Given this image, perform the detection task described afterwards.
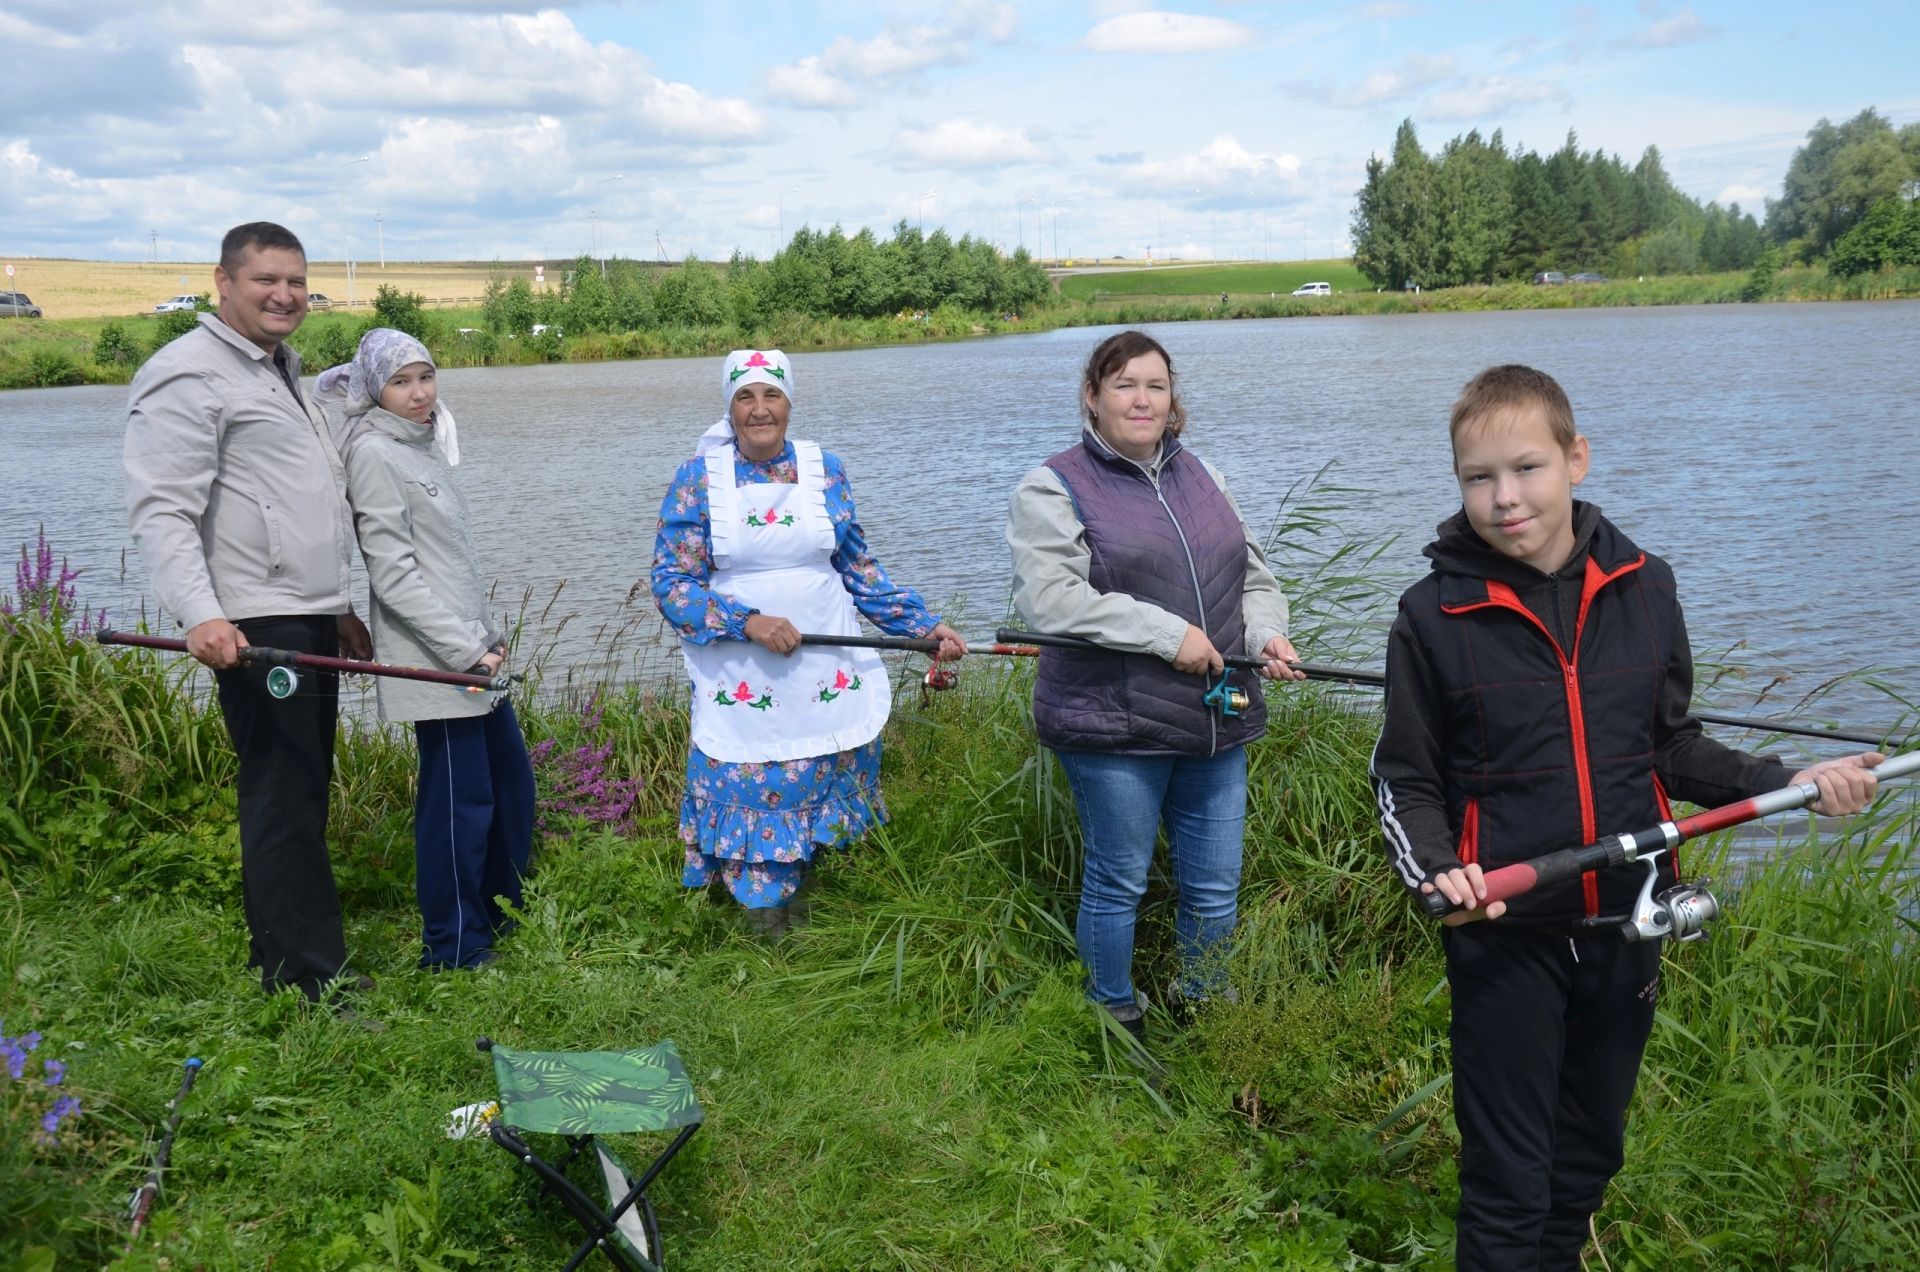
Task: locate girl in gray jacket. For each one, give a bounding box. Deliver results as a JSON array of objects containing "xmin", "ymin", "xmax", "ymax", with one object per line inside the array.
[{"xmin": 320, "ymin": 329, "xmax": 533, "ymax": 971}]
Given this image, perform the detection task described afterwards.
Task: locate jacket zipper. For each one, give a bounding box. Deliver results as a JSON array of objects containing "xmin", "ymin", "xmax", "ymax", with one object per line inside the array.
[
  {"xmin": 1442, "ymin": 554, "xmax": 1647, "ymax": 915},
  {"xmin": 1115, "ymin": 444, "xmax": 1218, "ymax": 757}
]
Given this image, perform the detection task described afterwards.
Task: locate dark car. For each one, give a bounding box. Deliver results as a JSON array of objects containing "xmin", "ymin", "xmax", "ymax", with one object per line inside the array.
[
  {"xmin": 1530, "ymin": 271, "xmax": 1567, "ymax": 286},
  {"xmin": 1570, "ymin": 272, "xmax": 1608, "ymax": 284},
  {"xmin": 0, "ymin": 290, "xmax": 44, "ymax": 318}
]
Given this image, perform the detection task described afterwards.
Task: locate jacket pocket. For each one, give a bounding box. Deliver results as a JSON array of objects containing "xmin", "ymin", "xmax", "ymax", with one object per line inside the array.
[{"xmin": 257, "ymin": 496, "xmax": 284, "ymax": 576}]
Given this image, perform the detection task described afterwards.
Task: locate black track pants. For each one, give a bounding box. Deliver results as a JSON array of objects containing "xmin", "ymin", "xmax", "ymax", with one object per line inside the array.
[
  {"xmin": 213, "ymin": 614, "xmax": 348, "ymax": 1001},
  {"xmin": 1444, "ymin": 923, "xmax": 1662, "ymax": 1271}
]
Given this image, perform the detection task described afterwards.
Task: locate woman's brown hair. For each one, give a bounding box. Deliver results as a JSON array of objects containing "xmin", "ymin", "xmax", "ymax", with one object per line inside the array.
[{"xmin": 1081, "ymin": 329, "xmax": 1187, "ymax": 438}]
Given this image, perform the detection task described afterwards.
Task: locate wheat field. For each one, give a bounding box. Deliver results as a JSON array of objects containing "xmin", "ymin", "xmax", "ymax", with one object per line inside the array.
[{"xmin": 0, "ymin": 259, "xmax": 526, "ymax": 319}]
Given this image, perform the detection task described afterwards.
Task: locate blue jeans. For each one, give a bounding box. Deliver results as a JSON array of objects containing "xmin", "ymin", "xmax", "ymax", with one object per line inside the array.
[
  {"xmin": 414, "ymin": 702, "xmax": 536, "ymax": 970},
  {"xmin": 1054, "ymin": 746, "xmax": 1248, "ymax": 1010}
]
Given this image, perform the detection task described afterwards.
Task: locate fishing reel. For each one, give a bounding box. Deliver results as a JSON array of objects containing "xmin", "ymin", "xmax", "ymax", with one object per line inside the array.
[
  {"xmin": 1588, "ymin": 848, "xmax": 1721, "ymax": 944},
  {"xmin": 265, "ymin": 665, "xmax": 301, "ymax": 700},
  {"xmin": 1202, "ymin": 669, "xmax": 1251, "ymax": 719},
  {"xmin": 919, "ymin": 660, "xmax": 960, "ymax": 705}
]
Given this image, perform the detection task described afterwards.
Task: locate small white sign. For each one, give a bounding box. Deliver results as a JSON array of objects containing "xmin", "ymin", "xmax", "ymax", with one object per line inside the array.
[
  {"xmin": 534, "ymin": 265, "xmax": 545, "ymax": 280},
  {"xmin": 4, "ymin": 264, "xmax": 13, "ymax": 278}
]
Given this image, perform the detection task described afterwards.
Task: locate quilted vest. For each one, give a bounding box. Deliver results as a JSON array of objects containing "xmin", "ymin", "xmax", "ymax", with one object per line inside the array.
[{"xmin": 1032, "ymin": 435, "xmax": 1266, "ymax": 757}]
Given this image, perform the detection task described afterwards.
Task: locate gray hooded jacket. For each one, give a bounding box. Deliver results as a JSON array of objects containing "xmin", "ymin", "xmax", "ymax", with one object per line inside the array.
[{"xmin": 342, "ymin": 408, "xmax": 503, "ymax": 723}]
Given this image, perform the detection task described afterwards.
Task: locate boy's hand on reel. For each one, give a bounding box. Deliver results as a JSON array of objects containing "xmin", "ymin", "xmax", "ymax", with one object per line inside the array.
[{"xmin": 1423, "ymin": 863, "xmax": 1507, "ymax": 926}]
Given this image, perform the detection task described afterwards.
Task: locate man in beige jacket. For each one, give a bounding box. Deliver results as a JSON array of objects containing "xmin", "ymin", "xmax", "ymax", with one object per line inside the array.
[{"xmin": 124, "ymin": 221, "xmax": 373, "ymax": 1004}]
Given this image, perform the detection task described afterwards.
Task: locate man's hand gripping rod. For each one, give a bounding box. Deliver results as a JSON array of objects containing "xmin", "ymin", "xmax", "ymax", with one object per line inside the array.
[{"xmin": 1420, "ymin": 750, "xmax": 1917, "ymax": 937}]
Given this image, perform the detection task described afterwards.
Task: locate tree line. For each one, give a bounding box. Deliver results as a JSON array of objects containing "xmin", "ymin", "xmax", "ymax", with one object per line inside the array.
[
  {"xmin": 479, "ymin": 221, "xmax": 1053, "ymax": 337},
  {"xmin": 1351, "ymin": 107, "xmax": 1920, "ymax": 290}
]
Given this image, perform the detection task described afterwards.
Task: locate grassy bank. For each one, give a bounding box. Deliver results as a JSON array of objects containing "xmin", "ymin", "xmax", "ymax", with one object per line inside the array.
[
  {"xmin": 7, "ymin": 261, "xmax": 1920, "ymax": 392},
  {"xmin": 4, "ymin": 550, "xmax": 1918, "ymax": 1270}
]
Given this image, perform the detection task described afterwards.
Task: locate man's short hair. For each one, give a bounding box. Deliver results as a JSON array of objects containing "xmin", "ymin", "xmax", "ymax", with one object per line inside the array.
[
  {"xmin": 219, "ymin": 222, "xmax": 306, "ymax": 275},
  {"xmin": 1449, "ymin": 364, "xmax": 1578, "ymax": 452}
]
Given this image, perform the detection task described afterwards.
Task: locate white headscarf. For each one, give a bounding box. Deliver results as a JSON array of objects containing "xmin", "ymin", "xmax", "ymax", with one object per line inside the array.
[
  {"xmin": 694, "ymin": 348, "xmax": 794, "ymax": 457},
  {"xmin": 314, "ymin": 327, "xmax": 461, "ymax": 465}
]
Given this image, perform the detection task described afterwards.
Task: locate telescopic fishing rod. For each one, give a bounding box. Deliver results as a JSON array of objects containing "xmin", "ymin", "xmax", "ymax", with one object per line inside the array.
[
  {"xmin": 1419, "ymin": 749, "xmax": 1919, "ymax": 938},
  {"xmin": 795, "ymin": 631, "xmax": 1898, "ymax": 746},
  {"xmin": 127, "ymin": 1056, "xmax": 203, "ymax": 1243},
  {"xmin": 97, "ymin": 630, "xmax": 516, "ymax": 697}
]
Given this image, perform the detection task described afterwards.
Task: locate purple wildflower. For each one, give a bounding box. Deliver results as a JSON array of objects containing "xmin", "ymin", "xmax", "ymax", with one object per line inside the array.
[
  {"xmin": 2, "ymin": 1027, "xmax": 42, "ymax": 1080},
  {"xmin": 530, "ymin": 692, "xmax": 644, "ymax": 836},
  {"xmin": 44, "ymin": 1058, "xmax": 66, "ymax": 1086},
  {"xmin": 36, "ymin": 1094, "xmax": 81, "ymax": 1145}
]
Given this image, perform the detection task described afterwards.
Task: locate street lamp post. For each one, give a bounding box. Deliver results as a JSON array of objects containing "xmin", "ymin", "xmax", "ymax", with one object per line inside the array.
[
  {"xmin": 593, "ymin": 173, "xmax": 624, "ymax": 277},
  {"xmin": 338, "ymin": 154, "xmax": 370, "ymax": 306},
  {"xmin": 374, "ymin": 214, "xmax": 385, "ymax": 269}
]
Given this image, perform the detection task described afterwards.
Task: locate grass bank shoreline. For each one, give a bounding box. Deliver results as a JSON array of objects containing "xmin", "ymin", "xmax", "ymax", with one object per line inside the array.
[
  {"xmin": 4, "ymin": 577, "xmax": 1918, "ymax": 1267},
  {"xmin": 5, "ymin": 263, "xmax": 1918, "ymax": 392}
]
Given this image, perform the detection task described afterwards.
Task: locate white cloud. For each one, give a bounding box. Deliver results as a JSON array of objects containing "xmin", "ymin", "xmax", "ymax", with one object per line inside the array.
[
  {"xmin": 1618, "ymin": 9, "xmax": 1716, "ymax": 49},
  {"xmin": 1715, "ymin": 183, "xmax": 1766, "ymax": 206},
  {"xmin": 1318, "ymin": 53, "xmax": 1456, "ymax": 108},
  {"xmin": 764, "ymin": 57, "xmax": 859, "ymax": 110},
  {"xmin": 1425, "ymin": 75, "xmax": 1565, "ymax": 121},
  {"xmin": 1123, "ymin": 135, "xmax": 1305, "ymax": 208},
  {"xmin": 1082, "ymin": 11, "xmax": 1257, "ymax": 54},
  {"xmin": 764, "ymin": 2, "xmax": 1018, "ymax": 109},
  {"xmin": 888, "ymin": 120, "xmax": 1043, "ymax": 171}
]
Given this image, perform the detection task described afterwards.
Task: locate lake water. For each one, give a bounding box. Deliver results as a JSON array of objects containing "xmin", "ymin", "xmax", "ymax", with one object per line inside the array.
[{"xmin": 4, "ymin": 300, "xmax": 1916, "ymax": 750}]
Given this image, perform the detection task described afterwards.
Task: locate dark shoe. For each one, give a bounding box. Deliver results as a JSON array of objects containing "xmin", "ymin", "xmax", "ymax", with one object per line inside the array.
[
  {"xmin": 1166, "ymin": 983, "xmax": 1239, "ymax": 1029},
  {"xmin": 743, "ymin": 905, "xmax": 791, "ymax": 942},
  {"xmin": 1105, "ymin": 1002, "xmax": 1147, "ymax": 1045},
  {"xmin": 332, "ymin": 1004, "xmax": 389, "ymax": 1034}
]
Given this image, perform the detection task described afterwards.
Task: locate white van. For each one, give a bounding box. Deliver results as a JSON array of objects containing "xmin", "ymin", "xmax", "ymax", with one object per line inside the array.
[{"xmin": 1291, "ymin": 281, "xmax": 1331, "ymax": 297}]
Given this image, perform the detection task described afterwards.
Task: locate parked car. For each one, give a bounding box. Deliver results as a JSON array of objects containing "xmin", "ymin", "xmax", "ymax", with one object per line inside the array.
[
  {"xmin": 1570, "ymin": 272, "xmax": 1608, "ymax": 284},
  {"xmin": 1531, "ymin": 271, "xmax": 1568, "ymax": 286},
  {"xmin": 0, "ymin": 291, "xmax": 44, "ymax": 318},
  {"xmin": 1291, "ymin": 281, "xmax": 1332, "ymax": 297},
  {"xmin": 308, "ymin": 293, "xmax": 331, "ymax": 309},
  {"xmin": 154, "ymin": 295, "xmax": 202, "ymax": 313}
]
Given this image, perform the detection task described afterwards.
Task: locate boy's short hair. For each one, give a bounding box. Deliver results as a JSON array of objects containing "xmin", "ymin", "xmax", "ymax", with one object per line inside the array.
[{"xmin": 1449, "ymin": 364, "xmax": 1577, "ymax": 453}]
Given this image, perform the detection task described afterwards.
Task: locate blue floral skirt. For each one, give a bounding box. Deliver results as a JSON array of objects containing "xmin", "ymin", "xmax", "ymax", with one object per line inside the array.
[{"xmin": 679, "ymin": 740, "xmax": 887, "ymax": 909}]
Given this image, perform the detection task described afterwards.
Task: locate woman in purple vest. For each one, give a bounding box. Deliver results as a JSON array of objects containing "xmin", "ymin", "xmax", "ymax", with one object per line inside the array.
[{"xmin": 1007, "ymin": 329, "xmax": 1305, "ymax": 1042}]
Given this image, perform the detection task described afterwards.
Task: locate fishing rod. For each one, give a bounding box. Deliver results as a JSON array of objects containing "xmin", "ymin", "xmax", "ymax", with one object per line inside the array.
[
  {"xmin": 796, "ymin": 632, "xmax": 1898, "ymax": 747},
  {"xmin": 1419, "ymin": 749, "xmax": 1918, "ymax": 938},
  {"xmin": 97, "ymin": 630, "xmax": 515, "ymax": 697},
  {"xmin": 127, "ymin": 1056, "xmax": 203, "ymax": 1243}
]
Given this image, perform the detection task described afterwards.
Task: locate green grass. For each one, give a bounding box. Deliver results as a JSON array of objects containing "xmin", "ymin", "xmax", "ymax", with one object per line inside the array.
[
  {"xmin": 1057, "ymin": 260, "xmax": 1373, "ymax": 302},
  {"xmin": 5, "ymin": 526, "xmax": 1919, "ymax": 1269}
]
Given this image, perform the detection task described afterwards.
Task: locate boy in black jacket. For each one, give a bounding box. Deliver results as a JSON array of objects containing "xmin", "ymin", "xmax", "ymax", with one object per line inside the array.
[{"xmin": 1370, "ymin": 364, "xmax": 1881, "ymax": 1271}]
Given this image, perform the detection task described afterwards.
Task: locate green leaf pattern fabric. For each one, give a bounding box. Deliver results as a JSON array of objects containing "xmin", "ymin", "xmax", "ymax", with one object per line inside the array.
[{"xmin": 491, "ymin": 1041, "xmax": 703, "ymax": 1134}]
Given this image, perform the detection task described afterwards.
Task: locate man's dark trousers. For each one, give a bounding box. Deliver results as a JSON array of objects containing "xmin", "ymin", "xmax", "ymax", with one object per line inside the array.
[
  {"xmin": 214, "ymin": 614, "xmax": 348, "ymax": 1000},
  {"xmin": 1445, "ymin": 923, "xmax": 1662, "ymax": 1271}
]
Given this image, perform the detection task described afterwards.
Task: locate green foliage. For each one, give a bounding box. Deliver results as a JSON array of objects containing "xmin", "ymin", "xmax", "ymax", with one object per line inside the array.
[
  {"xmin": 91, "ymin": 321, "xmax": 141, "ymax": 368},
  {"xmin": 148, "ymin": 307, "xmax": 202, "ymax": 354},
  {"xmin": 1740, "ymin": 248, "xmax": 1781, "ymax": 302},
  {"xmin": 292, "ymin": 317, "xmax": 362, "ymax": 373},
  {"xmin": 563, "ymin": 255, "xmax": 615, "ymax": 333},
  {"xmin": 651, "ymin": 254, "xmax": 730, "ymax": 327},
  {"xmin": 1353, "ymin": 121, "xmax": 1768, "ymax": 285},
  {"xmin": 481, "ymin": 275, "xmax": 537, "ymax": 334},
  {"xmin": 371, "ymin": 285, "xmax": 431, "ymax": 342},
  {"xmin": 1828, "ymin": 194, "xmax": 1920, "ymax": 276},
  {"xmin": 11, "ymin": 349, "xmax": 84, "ymax": 388},
  {"xmin": 528, "ymin": 325, "xmax": 566, "ymax": 362},
  {"xmin": 1769, "ymin": 107, "xmax": 1920, "ymax": 255}
]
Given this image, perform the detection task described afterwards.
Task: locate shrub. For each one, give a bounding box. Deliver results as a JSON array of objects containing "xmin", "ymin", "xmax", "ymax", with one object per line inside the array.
[
  {"xmin": 148, "ymin": 308, "xmax": 202, "ymax": 354},
  {"xmin": 371, "ymin": 284, "xmax": 430, "ymax": 341},
  {"xmin": 22, "ymin": 349, "xmax": 84, "ymax": 387},
  {"xmin": 92, "ymin": 321, "xmax": 142, "ymax": 368}
]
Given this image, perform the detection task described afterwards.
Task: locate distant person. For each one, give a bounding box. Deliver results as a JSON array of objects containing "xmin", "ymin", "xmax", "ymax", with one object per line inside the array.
[
  {"xmin": 1369, "ymin": 363, "xmax": 1883, "ymax": 1270},
  {"xmin": 1005, "ymin": 329, "xmax": 1305, "ymax": 1044},
  {"xmin": 320, "ymin": 329, "xmax": 533, "ymax": 972},
  {"xmin": 123, "ymin": 221, "xmax": 374, "ymax": 1006},
  {"xmin": 650, "ymin": 349, "xmax": 966, "ymax": 940}
]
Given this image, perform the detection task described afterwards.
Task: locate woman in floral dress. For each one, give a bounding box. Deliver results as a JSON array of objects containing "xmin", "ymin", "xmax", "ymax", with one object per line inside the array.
[{"xmin": 651, "ymin": 349, "xmax": 966, "ymax": 936}]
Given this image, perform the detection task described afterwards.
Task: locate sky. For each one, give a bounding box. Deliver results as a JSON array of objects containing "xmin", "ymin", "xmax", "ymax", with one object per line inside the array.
[{"xmin": 3, "ymin": 1, "xmax": 1916, "ymax": 266}]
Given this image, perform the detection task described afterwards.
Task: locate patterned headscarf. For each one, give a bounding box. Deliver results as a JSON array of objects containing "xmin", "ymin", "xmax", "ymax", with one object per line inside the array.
[
  {"xmin": 694, "ymin": 348, "xmax": 795, "ymax": 457},
  {"xmin": 314, "ymin": 327, "xmax": 461, "ymax": 465}
]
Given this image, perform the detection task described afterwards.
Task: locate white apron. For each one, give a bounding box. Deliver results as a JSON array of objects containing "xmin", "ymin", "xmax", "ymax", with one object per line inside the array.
[{"xmin": 683, "ymin": 441, "xmax": 890, "ymax": 764}]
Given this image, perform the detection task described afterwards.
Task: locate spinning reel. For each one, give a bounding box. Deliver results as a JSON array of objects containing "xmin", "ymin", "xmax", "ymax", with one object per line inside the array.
[
  {"xmin": 1202, "ymin": 669, "xmax": 1251, "ymax": 719},
  {"xmin": 1586, "ymin": 848, "xmax": 1721, "ymax": 944}
]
